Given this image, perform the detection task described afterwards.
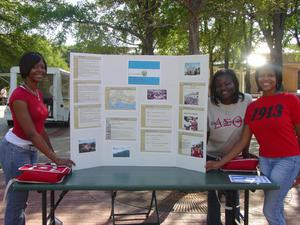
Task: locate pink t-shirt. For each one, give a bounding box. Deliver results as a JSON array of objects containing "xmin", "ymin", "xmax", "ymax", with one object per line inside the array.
[
  {"xmin": 9, "ymin": 86, "xmax": 48, "ymax": 140},
  {"xmin": 245, "ymin": 93, "xmax": 300, "ymax": 157}
]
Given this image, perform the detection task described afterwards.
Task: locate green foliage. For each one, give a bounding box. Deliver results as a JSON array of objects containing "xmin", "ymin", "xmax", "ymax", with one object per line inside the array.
[
  {"xmin": 0, "ymin": 33, "xmax": 68, "ymax": 72},
  {"xmin": 69, "ymin": 40, "xmax": 131, "ymax": 55},
  {"xmin": 0, "ymin": 0, "xmax": 69, "ymax": 72},
  {"xmin": 68, "ymin": 0, "xmax": 178, "ymax": 54},
  {"xmin": 155, "ymin": 1, "xmax": 188, "ymax": 55},
  {"xmin": 0, "ymin": 0, "xmax": 299, "ymax": 73},
  {"xmin": 156, "ymin": 29, "xmax": 189, "ymax": 55},
  {"xmin": 284, "ymin": 1, "xmax": 300, "ymax": 48}
]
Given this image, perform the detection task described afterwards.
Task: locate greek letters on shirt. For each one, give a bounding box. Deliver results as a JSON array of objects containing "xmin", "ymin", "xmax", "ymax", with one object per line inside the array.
[
  {"xmin": 212, "ymin": 116, "xmax": 243, "ymax": 129},
  {"xmin": 250, "ymin": 104, "xmax": 283, "ymax": 121}
]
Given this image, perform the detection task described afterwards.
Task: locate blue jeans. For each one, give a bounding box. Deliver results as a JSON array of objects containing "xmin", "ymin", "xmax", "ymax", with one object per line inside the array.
[
  {"xmin": 0, "ymin": 138, "xmax": 37, "ymax": 225},
  {"xmin": 259, "ymin": 156, "xmax": 300, "ymax": 225}
]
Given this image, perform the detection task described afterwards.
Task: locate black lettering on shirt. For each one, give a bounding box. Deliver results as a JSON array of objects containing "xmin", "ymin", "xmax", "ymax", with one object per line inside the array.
[{"xmin": 250, "ymin": 104, "xmax": 283, "ymax": 121}]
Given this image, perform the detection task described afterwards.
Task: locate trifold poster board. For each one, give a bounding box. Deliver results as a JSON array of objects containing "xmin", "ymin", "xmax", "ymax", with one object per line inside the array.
[{"xmin": 70, "ymin": 53, "xmax": 209, "ymax": 172}]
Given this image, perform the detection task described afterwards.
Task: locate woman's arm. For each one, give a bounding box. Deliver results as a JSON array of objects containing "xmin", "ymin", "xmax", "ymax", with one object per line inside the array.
[
  {"xmin": 41, "ymin": 130, "xmax": 54, "ymax": 152},
  {"xmin": 242, "ymin": 140, "xmax": 251, "ymax": 158},
  {"xmin": 12, "ymin": 100, "xmax": 75, "ymax": 167},
  {"xmin": 295, "ymin": 124, "xmax": 300, "ymax": 146},
  {"xmin": 206, "ymin": 125, "xmax": 252, "ymax": 171},
  {"xmin": 293, "ymin": 124, "xmax": 300, "ymax": 187}
]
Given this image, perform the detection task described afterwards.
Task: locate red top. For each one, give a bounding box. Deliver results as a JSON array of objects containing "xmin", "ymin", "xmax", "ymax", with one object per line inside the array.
[
  {"xmin": 9, "ymin": 86, "xmax": 48, "ymax": 140},
  {"xmin": 245, "ymin": 93, "xmax": 300, "ymax": 157}
]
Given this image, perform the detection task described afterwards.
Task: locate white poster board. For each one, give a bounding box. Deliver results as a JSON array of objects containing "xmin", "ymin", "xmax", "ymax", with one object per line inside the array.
[{"xmin": 70, "ymin": 53, "xmax": 209, "ymax": 172}]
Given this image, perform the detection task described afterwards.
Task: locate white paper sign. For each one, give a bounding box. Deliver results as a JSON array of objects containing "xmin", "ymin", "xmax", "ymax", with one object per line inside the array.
[{"xmin": 70, "ymin": 53, "xmax": 209, "ymax": 172}]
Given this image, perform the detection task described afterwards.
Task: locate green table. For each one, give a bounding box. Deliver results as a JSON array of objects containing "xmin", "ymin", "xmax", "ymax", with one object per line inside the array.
[{"xmin": 12, "ymin": 166, "xmax": 278, "ymax": 225}]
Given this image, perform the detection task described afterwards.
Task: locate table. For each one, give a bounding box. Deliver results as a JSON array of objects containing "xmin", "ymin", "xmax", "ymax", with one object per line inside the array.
[{"xmin": 12, "ymin": 166, "xmax": 278, "ymax": 225}]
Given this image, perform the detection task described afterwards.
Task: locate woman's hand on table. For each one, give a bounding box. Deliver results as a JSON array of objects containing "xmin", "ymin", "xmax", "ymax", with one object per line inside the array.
[
  {"xmin": 206, "ymin": 160, "xmax": 222, "ymax": 171},
  {"xmin": 55, "ymin": 158, "xmax": 76, "ymax": 167}
]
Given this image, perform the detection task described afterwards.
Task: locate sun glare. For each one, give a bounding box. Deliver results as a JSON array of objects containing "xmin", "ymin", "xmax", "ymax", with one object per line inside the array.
[{"xmin": 247, "ymin": 54, "xmax": 266, "ymax": 67}]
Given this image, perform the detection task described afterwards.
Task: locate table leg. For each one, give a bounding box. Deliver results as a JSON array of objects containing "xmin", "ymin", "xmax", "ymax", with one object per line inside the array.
[
  {"xmin": 109, "ymin": 190, "xmax": 160, "ymax": 224},
  {"xmin": 45, "ymin": 190, "xmax": 69, "ymax": 225},
  {"xmin": 110, "ymin": 191, "xmax": 117, "ymax": 225},
  {"xmin": 50, "ymin": 191, "xmax": 55, "ymax": 224},
  {"xmin": 152, "ymin": 191, "xmax": 160, "ymax": 224},
  {"xmin": 42, "ymin": 191, "xmax": 47, "ymax": 225},
  {"xmin": 244, "ymin": 190, "xmax": 249, "ymax": 225}
]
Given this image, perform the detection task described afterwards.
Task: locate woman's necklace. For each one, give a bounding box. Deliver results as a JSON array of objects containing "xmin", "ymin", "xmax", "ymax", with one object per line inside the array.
[{"xmin": 21, "ymin": 83, "xmax": 41, "ymax": 101}]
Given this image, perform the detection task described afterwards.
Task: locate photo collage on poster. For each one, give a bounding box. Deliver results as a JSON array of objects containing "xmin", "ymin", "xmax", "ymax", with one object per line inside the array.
[{"xmin": 178, "ymin": 63, "xmax": 206, "ymax": 159}]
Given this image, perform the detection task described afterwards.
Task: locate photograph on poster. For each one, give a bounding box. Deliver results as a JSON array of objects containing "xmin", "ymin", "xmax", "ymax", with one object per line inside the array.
[
  {"xmin": 141, "ymin": 105, "xmax": 172, "ymax": 128},
  {"xmin": 74, "ymin": 81, "xmax": 101, "ymax": 104},
  {"xmin": 184, "ymin": 89, "xmax": 199, "ymax": 105},
  {"xmin": 183, "ymin": 115, "xmax": 198, "ymax": 131},
  {"xmin": 105, "ymin": 87, "xmax": 136, "ymax": 110},
  {"xmin": 183, "ymin": 86, "xmax": 200, "ymax": 105},
  {"xmin": 79, "ymin": 139, "xmax": 96, "ymax": 153},
  {"xmin": 141, "ymin": 129, "xmax": 172, "ymax": 152},
  {"xmin": 184, "ymin": 62, "xmax": 200, "ymax": 76},
  {"xmin": 179, "ymin": 133, "xmax": 204, "ymax": 158},
  {"xmin": 106, "ymin": 117, "xmax": 137, "ymax": 140},
  {"xmin": 147, "ymin": 89, "xmax": 167, "ymax": 100},
  {"xmin": 179, "ymin": 107, "xmax": 205, "ymax": 132},
  {"xmin": 112, "ymin": 146, "xmax": 130, "ymax": 158},
  {"xmin": 179, "ymin": 82, "xmax": 206, "ymax": 107},
  {"xmin": 191, "ymin": 142, "xmax": 204, "ymax": 158},
  {"xmin": 75, "ymin": 56, "xmax": 102, "ymax": 80},
  {"xmin": 75, "ymin": 105, "xmax": 101, "ymax": 128},
  {"xmin": 128, "ymin": 60, "xmax": 161, "ymax": 85}
]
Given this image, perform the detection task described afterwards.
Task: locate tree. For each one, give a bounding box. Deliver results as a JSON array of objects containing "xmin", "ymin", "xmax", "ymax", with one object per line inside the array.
[
  {"xmin": 65, "ymin": 0, "xmax": 176, "ymax": 55},
  {"xmin": 250, "ymin": 0, "xmax": 298, "ymax": 67},
  {"xmin": 180, "ymin": 0, "xmax": 204, "ymax": 55},
  {"xmin": 285, "ymin": 0, "xmax": 300, "ymax": 48},
  {"xmin": 0, "ymin": 0, "xmax": 69, "ymax": 71},
  {"xmin": 243, "ymin": 14, "xmax": 255, "ymax": 93},
  {"xmin": 240, "ymin": 2, "xmax": 260, "ymax": 93},
  {"xmin": 0, "ymin": 0, "xmax": 36, "ymax": 71}
]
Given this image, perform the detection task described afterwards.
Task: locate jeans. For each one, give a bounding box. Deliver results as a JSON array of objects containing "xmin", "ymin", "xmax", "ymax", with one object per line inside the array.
[
  {"xmin": 207, "ymin": 156, "xmax": 240, "ymax": 225},
  {"xmin": 0, "ymin": 138, "xmax": 37, "ymax": 225},
  {"xmin": 259, "ymin": 155, "xmax": 300, "ymax": 225}
]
